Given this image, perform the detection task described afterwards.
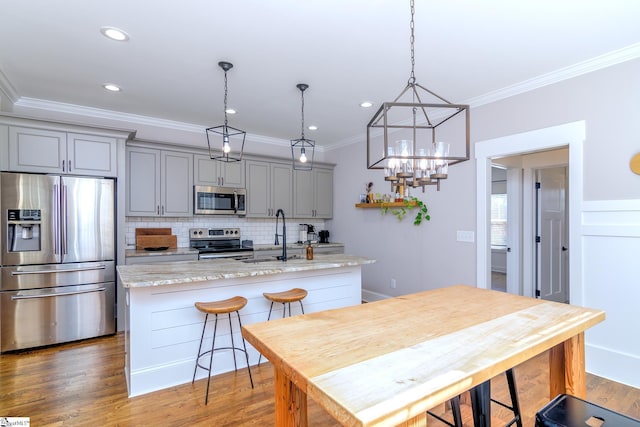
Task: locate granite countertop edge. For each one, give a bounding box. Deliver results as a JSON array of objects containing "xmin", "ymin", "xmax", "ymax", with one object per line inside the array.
[{"xmin": 117, "ymin": 254, "xmax": 374, "ymax": 288}]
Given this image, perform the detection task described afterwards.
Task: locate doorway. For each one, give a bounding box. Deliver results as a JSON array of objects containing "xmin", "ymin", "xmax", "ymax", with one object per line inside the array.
[{"xmin": 475, "ymin": 121, "xmax": 585, "ymax": 300}]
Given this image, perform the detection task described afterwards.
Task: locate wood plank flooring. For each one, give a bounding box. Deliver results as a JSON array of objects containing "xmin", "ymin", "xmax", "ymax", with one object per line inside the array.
[{"xmin": 1, "ymin": 332, "xmax": 638, "ymax": 426}]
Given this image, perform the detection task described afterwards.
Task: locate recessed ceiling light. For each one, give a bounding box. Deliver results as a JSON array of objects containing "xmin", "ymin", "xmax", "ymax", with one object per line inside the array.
[
  {"xmin": 225, "ymin": 108, "xmax": 237, "ymax": 114},
  {"xmin": 100, "ymin": 26, "xmax": 129, "ymax": 42},
  {"xmin": 360, "ymin": 101, "xmax": 373, "ymax": 108},
  {"xmin": 103, "ymin": 84, "xmax": 121, "ymax": 92},
  {"xmin": 308, "ymin": 125, "xmax": 318, "ymax": 131}
]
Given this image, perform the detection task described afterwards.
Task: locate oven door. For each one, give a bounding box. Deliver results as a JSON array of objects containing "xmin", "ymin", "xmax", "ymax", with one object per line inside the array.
[{"xmin": 194, "ymin": 186, "xmax": 246, "ymax": 215}]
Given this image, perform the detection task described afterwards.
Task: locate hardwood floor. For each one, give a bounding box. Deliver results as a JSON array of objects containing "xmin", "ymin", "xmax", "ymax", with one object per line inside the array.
[{"xmin": 1, "ymin": 333, "xmax": 638, "ymax": 426}]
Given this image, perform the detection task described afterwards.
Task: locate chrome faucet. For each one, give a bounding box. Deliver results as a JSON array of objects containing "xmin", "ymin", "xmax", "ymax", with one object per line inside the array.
[{"xmin": 274, "ymin": 209, "xmax": 287, "ymax": 261}]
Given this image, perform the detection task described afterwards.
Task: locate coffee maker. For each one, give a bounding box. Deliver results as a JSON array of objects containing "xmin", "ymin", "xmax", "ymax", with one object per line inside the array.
[{"xmin": 318, "ymin": 230, "xmax": 330, "ymax": 243}]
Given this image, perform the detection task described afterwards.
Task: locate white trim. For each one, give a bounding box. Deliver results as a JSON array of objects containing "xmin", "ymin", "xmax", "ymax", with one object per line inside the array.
[
  {"xmin": 361, "ymin": 288, "xmax": 392, "ymax": 303},
  {"xmin": 475, "ymin": 121, "xmax": 585, "ymax": 303},
  {"xmin": 0, "ymin": 68, "xmax": 18, "ymax": 105}
]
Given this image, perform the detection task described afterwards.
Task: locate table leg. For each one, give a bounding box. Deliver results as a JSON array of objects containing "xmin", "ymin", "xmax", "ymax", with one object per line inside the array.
[
  {"xmin": 397, "ymin": 412, "xmax": 426, "ymax": 426},
  {"xmin": 274, "ymin": 366, "xmax": 308, "ymax": 427},
  {"xmin": 470, "ymin": 380, "xmax": 491, "ymax": 427},
  {"xmin": 549, "ymin": 332, "xmax": 586, "ymax": 399}
]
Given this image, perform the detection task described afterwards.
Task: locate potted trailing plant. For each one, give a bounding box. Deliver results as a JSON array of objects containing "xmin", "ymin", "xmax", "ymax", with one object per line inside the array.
[{"xmin": 381, "ymin": 196, "xmax": 430, "ymax": 225}]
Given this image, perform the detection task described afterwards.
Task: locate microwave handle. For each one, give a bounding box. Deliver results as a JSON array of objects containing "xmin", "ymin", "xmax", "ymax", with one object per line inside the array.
[{"xmin": 233, "ymin": 191, "xmax": 238, "ymax": 214}]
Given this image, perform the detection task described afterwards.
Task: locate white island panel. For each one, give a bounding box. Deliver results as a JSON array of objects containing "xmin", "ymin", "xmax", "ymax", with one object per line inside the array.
[{"xmin": 123, "ymin": 262, "xmax": 366, "ymax": 397}]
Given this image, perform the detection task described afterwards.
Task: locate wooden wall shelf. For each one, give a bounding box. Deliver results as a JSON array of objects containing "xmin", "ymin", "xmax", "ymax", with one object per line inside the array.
[{"xmin": 355, "ymin": 201, "xmax": 417, "ymax": 209}]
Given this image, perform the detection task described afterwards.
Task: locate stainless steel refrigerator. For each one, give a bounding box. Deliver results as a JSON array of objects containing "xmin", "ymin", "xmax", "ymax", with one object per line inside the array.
[{"xmin": 0, "ymin": 172, "xmax": 116, "ymax": 352}]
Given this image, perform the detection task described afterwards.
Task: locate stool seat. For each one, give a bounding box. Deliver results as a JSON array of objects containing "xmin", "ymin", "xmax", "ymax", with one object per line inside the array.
[
  {"xmin": 263, "ymin": 288, "xmax": 307, "ymax": 303},
  {"xmin": 195, "ymin": 296, "xmax": 247, "ymax": 314}
]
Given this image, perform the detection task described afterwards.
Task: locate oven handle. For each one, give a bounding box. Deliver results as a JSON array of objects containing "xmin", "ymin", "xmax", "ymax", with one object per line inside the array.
[
  {"xmin": 199, "ymin": 253, "xmax": 253, "ymax": 260},
  {"xmin": 11, "ymin": 287, "xmax": 106, "ymax": 300},
  {"xmin": 11, "ymin": 264, "xmax": 107, "ymax": 275}
]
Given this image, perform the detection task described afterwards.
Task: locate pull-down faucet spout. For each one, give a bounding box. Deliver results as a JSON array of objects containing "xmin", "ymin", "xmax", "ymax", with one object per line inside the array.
[{"xmin": 275, "ymin": 209, "xmax": 287, "ymax": 261}]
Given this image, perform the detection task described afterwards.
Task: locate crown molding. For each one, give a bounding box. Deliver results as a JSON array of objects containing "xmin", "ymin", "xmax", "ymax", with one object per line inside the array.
[
  {"xmin": 465, "ymin": 42, "xmax": 640, "ymax": 109},
  {"xmin": 8, "ymin": 43, "xmax": 640, "ymax": 153},
  {"xmin": 0, "ymin": 68, "xmax": 18, "ymax": 106}
]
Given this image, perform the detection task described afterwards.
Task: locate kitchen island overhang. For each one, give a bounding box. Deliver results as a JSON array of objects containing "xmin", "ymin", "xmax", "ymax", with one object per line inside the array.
[{"xmin": 117, "ymin": 254, "xmax": 374, "ymax": 397}]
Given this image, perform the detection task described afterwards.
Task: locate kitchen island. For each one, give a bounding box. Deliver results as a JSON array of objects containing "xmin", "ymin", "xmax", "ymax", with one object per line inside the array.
[{"xmin": 117, "ymin": 254, "xmax": 374, "ymax": 397}]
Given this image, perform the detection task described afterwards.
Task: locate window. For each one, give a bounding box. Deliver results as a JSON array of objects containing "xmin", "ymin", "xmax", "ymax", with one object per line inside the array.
[{"xmin": 491, "ymin": 194, "xmax": 507, "ymax": 247}]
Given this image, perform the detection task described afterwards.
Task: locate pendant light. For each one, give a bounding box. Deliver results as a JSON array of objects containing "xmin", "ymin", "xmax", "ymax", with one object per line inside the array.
[
  {"xmin": 206, "ymin": 61, "xmax": 246, "ymax": 162},
  {"xmin": 291, "ymin": 83, "xmax": 315, "ymax": 171},
  {"xmin": 366, "ymin": 0, "xmax": 470, "ymax": 193}
]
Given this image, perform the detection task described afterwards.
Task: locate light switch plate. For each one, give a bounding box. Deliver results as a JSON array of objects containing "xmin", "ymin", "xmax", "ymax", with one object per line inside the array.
[{"xmin": 457, "ymin": 230, "xmax": 475, "ymax": 242}]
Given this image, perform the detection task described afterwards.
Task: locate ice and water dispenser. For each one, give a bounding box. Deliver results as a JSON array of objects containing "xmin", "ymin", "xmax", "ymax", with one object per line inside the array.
[{"xmin": 7, "ymin": 209, "xmax": 41, "ymax": 252}]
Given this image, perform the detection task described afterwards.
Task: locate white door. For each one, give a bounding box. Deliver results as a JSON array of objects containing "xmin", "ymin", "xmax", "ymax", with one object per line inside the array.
[
  {"xmin": 506, "ymin": 168, "xmax": 522, "ymax": 295},
  {"xmin": 536, "ymin": 167, "xmax": 569, "ymax": 302}
]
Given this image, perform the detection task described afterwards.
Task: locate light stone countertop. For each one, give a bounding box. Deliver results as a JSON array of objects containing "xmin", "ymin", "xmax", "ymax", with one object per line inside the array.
[
  {"xmin": 117, "ymin": 254, "xmax": 374, "ymax": 288},
  {"xmin": 125, "ymin": 247, "xmax": 199, "ymax": 258}
]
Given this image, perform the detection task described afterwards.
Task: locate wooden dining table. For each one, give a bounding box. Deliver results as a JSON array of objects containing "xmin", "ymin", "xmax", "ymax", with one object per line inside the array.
[{"xmin": 242, "ymin": 285, "xmax": 605, "ymax": 426}]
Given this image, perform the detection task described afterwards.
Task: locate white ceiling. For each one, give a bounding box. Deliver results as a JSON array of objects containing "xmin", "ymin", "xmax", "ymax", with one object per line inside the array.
[{"xmin": 1, "ymin": 0, "xmax": 639, "ymax": 147}]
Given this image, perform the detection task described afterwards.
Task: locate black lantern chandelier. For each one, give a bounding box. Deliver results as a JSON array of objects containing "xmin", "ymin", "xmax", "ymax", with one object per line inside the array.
[
  {"xmin": 206, "ymin": 61, "xmax": 246, "ymax": 162},
  {"xmin": 366, "ymin": 0, "xmax": 470, "ymax": 193},
  {"xmin": 291, "ymin": 83, "xmax": 315, "ymax": 170}
]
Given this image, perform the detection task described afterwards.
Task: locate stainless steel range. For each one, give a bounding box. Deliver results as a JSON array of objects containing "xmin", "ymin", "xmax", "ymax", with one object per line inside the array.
[{"xmin": 189, "ymin": 228, "xmax": 253, "ymax": 260}]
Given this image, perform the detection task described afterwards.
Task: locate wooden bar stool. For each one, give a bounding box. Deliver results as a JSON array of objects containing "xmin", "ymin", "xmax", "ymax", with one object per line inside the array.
[
  {"xmin": 257, "ymin": 288, "xmax": 308, "ymax": 364},
  {"xmin": 192, "ymin": 296, "xmax": 254, "ymax": 404}
]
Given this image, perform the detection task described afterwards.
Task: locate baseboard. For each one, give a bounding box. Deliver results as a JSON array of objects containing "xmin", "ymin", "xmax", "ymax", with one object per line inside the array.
[
  {"xmin": 586, "ymin": 343, "xmax": 640, "ymax": 389},
  {"xmin": 361, "ymin": 288, "xmax": 392, "ymax": 303}
]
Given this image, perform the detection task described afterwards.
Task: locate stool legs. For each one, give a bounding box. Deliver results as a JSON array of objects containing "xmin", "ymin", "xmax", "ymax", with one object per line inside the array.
[
  {"xmin": 193, "ymin": 310, "xmax": 254, "ymax": 405},
  {"xmin": 470, "ymin": 368, "xmax": 522, "ymax": 427}
]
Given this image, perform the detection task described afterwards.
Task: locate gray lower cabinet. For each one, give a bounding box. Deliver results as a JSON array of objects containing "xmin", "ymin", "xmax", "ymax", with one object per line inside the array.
[
  {"xmin": 126, "ymin": 147, "xmax": 193, "ymax": 217},
  {"xmin": 246, "ymin": 160, "xmax": 293, "ymax": 218},
  {"xmin": 7, "ymin": 126, "xmax": 118, "ymax": 176},
  {"xmin": 193, "ymin": 154, "xmax": 245, "ymax": 187},
  {"xmin": 293, "ymin": 168, "xmax": 333, "ymax": 218}
]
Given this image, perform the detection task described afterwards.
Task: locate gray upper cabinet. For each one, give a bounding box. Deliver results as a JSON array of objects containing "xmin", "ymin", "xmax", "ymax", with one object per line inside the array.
[
  {"xmin": 193, "ymin": 154, "xmax": 245, "ymax": 187},
  {"xmin": 126, "ymin": 147, "xmax": 193, "ymax": 217},
  {"xmin": 245, "ymin": 160, "xmax": 292, "ymax": 218},
  {"xmin": 7, "ymin": 127, "xmax": 117, "ymax": 176},
  {"xmin": 293, "ymin": 168, "xmax": 333, "ymax": 218}
]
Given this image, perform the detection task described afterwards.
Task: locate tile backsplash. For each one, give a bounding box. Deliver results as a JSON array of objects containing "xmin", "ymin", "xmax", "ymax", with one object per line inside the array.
[{"xmin": 125, "ymin": 217, "xmax": 327, "ymax": 249}]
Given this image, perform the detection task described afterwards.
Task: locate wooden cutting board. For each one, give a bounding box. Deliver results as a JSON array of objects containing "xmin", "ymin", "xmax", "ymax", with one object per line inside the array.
[
  {"xmin": 135, "ymin": 228, "xmax": 177, "ymax": 250},
  {"xmin": 136, "ymin": 228, "xmax": 172, "ymax": 236}
]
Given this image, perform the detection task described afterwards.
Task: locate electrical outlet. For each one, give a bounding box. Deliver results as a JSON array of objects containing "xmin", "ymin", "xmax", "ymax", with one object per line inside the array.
[{"xmin": 390, "ymin": 278, "xmax": 397, "ymax": 289}]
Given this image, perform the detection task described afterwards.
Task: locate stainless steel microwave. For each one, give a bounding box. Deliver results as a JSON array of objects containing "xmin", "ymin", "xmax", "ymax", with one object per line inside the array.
[{"xmin": 194, "ymin": 186, "xmax": 246, "ymax": 215}]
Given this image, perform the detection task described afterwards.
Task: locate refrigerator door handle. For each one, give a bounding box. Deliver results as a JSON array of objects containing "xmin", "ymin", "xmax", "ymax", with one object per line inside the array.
[
  {"xmin": 10, "ymin": 264, "xmax": 107, "ymax": 275},
  {"xmin": 11, "ymin": 287, "xmax": 106, "ymax": 300},
  {"xmin": 53, "ymin": 183, "xmax": 60, "ymax": 255},
  {"xmin": 61, "ymin": 184, "xmax": 68, "ymax": 255}
]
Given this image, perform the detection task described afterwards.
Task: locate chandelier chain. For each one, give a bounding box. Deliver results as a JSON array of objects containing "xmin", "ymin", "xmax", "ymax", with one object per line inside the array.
[
  {"xmin": 223, "ymin": 70, "xmax": 229, "ymax": 126},
  {"xmin": 300, "ymin": 88, "xmax": 305, "ymax": 139},
  {"xmin": 409, "ymin": 0, "xmax": 416, "ymax": 85}
]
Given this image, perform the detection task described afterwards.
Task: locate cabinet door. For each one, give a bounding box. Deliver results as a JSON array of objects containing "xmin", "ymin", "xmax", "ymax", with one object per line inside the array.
[
  {"xmin": 194, "ymin": 154, "xmax": 245, "ymax": 187},
  {"xmin": 161, "ymin": 151, "xmax": 193, "ymax": 216},
  {"xmin": 126, "ymin": 148, "xmax": 160, "ymax": 216},
  {"xmin": 293, "ymin": 169, "xmax": 314, "ymax": 218},
  {"xmin": 8, "ymin": 127, "xmax": 66, "ymax": 173},
  {"xmin": 126, "ymin": 147, "xmax": 160, "ymax": 216},
  {"xmin": 67, "ymin": 133, "xmax": 117, "ymax": 177},
  {"xmin": 314, "ymin": 168, "xmax": 333, "ymax": 218},
  {"xmin": 246, "ymin": 160, "xmax": 271, "ymax": 217},
  {"xmin": 194, "ymin": 154, "xmax": 221, "ymax": 186},
  {"xmin": 271, "ymin": 163, "xmax": 293, "ymax": 217},
  {"xmin": 221, "ymin": 160, "xmax": 245, "ymax": 187}
]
